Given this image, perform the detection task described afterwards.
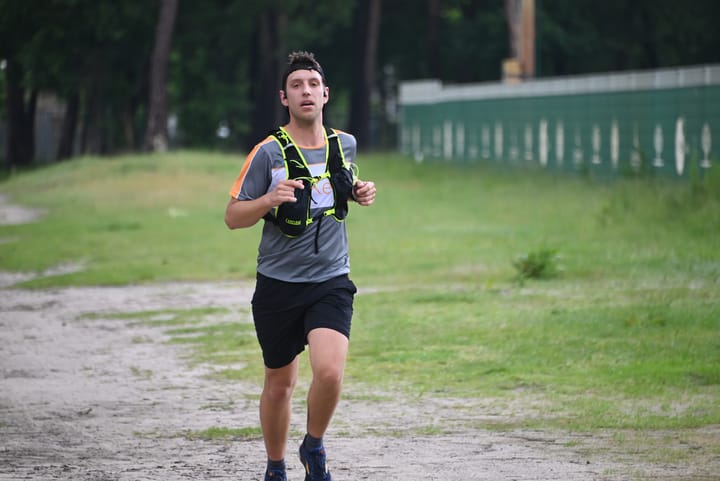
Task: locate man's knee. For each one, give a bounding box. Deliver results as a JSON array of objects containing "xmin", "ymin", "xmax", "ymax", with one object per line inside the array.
[
  {"xmin": 264, "ymin": 379, "xmax": 295, "ymax": 404},
  {"xmin": 312, "ymin": 363, "xmax": 344, "ymax": 388},
  {"xmin": 263, "ymin": 366, "xmax": 298, "ymax": 403}
]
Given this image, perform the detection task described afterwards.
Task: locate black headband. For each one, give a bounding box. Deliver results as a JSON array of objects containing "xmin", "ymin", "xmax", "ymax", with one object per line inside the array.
[{"xmin": 281, "ymin": 64, "xmax": 326, "ymax": 90}]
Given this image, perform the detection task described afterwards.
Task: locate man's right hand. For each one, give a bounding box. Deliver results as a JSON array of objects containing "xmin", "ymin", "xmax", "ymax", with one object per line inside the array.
[{"xmin": 267, "ymin": 179, "xmax": 304, "ymax": 207}]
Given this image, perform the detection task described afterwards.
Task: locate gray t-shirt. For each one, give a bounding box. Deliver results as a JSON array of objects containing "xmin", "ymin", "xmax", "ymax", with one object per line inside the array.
[{"xmin": 229, "ymin": 130, "xmax": 357, "ymax": 283}]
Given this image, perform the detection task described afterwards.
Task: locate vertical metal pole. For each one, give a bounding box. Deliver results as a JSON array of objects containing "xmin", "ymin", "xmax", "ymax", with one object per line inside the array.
[{"xmin": 521, "ymin": 0, "xmax": 535, "ymax": 78}]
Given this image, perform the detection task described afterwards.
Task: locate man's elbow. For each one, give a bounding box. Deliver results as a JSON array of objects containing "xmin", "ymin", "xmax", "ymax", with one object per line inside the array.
[
  {"xmin": 225, "ymin": 214, "xmax": 240, "ymax": 230},
  {"xmin": 225, "ymin": 198, "xmax": 242, "ymax": 229}
]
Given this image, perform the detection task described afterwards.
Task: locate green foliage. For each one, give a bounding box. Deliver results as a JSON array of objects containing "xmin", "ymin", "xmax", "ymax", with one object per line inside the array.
[
  {"xmin": 512, "ymin": 247, "xmax": 560, "ymax": 281},
  {"xmin": 169, "ymin": 0, "xmax": 355, "ymax": 149},
  {"xmin": 5, "ymin": 0, "xmax": 720, "ymax": 159},
  {"xmin": 537, "ymin": 0, "xmax": 720, "ymax": 76}
]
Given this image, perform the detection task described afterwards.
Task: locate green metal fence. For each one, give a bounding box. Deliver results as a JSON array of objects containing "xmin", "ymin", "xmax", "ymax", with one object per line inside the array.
[{"xmin": 398, "ymin": 65, "xmax": 719, "ymax": 178}]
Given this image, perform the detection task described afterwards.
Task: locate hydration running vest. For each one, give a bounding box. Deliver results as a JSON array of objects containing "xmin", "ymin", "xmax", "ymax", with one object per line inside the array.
[{"xmin": 263, "ymin": 126, "xmax": 357, "ymax": 251}]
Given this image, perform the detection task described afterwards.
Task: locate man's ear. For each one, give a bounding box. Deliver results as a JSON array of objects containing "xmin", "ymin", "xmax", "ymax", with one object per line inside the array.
[{"xmin": 279, "ymin": 90, "xmax": 288, "ymax": 105}]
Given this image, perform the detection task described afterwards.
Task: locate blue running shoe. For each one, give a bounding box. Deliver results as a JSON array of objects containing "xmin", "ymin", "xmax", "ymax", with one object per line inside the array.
[
  {"xmin": 265, "ymin": 468, "xmax": 287, "ymax": 481},
  {"xmin": 298, "ymin": 442, "xmax": 332, "ymax": 481}
]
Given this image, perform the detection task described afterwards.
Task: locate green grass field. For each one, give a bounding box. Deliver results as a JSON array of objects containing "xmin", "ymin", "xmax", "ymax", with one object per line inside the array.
[{"xmin": 1, "ymin": 151, "xmax": 719, "ymax": 432}]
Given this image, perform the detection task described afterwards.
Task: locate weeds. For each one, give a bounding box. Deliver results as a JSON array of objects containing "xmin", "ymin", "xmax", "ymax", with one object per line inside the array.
[{"xmin": 513, "ymin": 247, "xmax": 561, "ymax": 282}]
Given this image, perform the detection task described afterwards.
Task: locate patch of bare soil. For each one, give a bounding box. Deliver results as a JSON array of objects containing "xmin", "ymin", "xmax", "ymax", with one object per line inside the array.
[{"xmin": 0, "ymin": 194, "xmax": 45, "ymax": 226}]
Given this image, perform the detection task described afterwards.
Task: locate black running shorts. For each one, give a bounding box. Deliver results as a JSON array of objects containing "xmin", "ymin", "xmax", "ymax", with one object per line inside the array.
[{"xmin": 251, "ymin": 273, "xmax": 357, "ymax": 369}]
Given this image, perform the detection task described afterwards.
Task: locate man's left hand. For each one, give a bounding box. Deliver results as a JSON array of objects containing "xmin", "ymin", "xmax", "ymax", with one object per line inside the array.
[{"xmin": 352, "ymin": 180, "xmax": 376, "ymax": 206}]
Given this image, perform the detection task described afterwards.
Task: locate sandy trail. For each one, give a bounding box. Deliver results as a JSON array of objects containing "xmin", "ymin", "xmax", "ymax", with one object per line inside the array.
[{"xmin": 0, "ymin": 280, "xmax": 697, "ymax": 481}]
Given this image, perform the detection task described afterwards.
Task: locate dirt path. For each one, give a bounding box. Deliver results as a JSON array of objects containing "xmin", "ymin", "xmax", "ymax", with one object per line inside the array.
[
  {"xmin": 1, "ymin": 197, "xmax": 717, "ymax": 481},
  {"xmin": 1, "ymin": 279, "xmax": 710, "ymax": 481}
]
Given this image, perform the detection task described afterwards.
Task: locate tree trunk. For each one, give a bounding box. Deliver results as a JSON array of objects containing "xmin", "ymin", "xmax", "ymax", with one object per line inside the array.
[
  {"xmin": 427, "ymin": 0, "xmax": 441, "ymax": 78},
  {"xmin": 348, "ymin": 0, "xmax": 382, "ymax": 150},
  {"xmin": 122, "ymin": 104, "xmax": 137, "ymax": 151},
  {"xmin": 57, "ymin": 92, "xmax": 79, "ymax": 161},
  {"xmin": 247, "ymin": 10, "xmax": 286, "ymax": 149},
  {"xmin": 82, "ymin": 91, "xmax": 105, "ymax": 155},
  {"xmin": 4, "ymin": 57, "xmax": 35, "ymax": 168},
  {"xmin": 144, "ymin": 0, "xmax": 178, "ymax": 152}
]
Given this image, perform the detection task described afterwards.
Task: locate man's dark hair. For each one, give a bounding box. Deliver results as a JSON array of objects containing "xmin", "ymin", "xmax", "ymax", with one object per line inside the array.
[{"xmin": 280, "ymin": 51, "xmax": 326, "ymax": 91}]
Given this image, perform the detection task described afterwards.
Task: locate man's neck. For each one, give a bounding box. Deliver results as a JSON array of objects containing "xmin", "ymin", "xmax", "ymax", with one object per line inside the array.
[{"xmin": 283, "ymin": 119, "xmax": 325, "ymax": 147}]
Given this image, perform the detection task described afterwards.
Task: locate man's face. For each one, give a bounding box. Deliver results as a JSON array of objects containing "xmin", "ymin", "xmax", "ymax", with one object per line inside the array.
[{"xmin": 281, "ymin": 69, "xmax": 328, "ymax": 122}]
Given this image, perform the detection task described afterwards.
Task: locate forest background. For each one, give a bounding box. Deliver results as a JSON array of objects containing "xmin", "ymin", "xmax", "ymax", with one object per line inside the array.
[{"xmin": 1, "ymin": 0, "xmax": 720, "ymax": 169}]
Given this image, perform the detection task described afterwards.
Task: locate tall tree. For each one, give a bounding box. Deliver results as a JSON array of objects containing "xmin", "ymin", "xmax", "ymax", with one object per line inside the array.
[
  {"xmin": 2, "ymin": 1, "xmax": 155, "ymax": 164},
  {"xmin": 5, "ymin": 0, "xmax": 718, "ymax": 163},
  {"xmin": 145, "ymin": 0, "xmax": 179, "ymax": 152},
  {"xmin": 4, "ymin": 58, "xmax": 36, "ymax": 168},
  {"xmin": 536, "ymin": 0, "xmax": 720, "ymax": 77},
  {"xmin": 348, "ymin": 0, "xmax": 382, "ymax": 150},
  {"xmin": 244, "ymin": 0, "xmax": 353, "ymax": 147},
  {"xmin": 0, "ymin": 1, "xmax": 36, "ymax": 168},
  {"xmin": 247, "ymin": 9, "xmax": 287, "ymax": 148},
  {"xmin": 56, "ymin": 92, "xmax": 79, "ymax": 161},
  {"xmin": 426, "ymin": 0, "xmax": 441, "ymax": 79},
  {"xmin": 170, "ymin": 1, "xmax": 255, "ymax": 149}
]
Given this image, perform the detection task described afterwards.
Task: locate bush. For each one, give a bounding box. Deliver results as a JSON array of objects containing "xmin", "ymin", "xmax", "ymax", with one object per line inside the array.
[{"xmin": 513, "ymin": 247, "xmax": 561, "ymax": 282}]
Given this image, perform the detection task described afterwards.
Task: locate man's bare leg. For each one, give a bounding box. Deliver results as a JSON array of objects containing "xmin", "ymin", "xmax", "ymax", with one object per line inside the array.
[
  {"xmin": 305, "ymin": 328, "xmax": 349, "ymax": 438},
  {"xmin": 260, "ymin": 357, "xmax": 299, "ymax": 461}
]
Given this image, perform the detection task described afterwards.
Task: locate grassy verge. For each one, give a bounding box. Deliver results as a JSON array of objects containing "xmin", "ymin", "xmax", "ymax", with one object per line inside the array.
[{"xmin": 1, "ymin": 150, "xmax": 719, "ymax": 431}]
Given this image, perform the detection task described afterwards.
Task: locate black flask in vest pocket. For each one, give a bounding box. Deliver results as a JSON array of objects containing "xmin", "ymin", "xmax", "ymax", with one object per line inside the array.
[
  {"xmin": 329, "ymin": 167, "xmax": 354, "ymax": 220},
  {"xmin": 275, "ymin": 178, "xmax": 313, "ymax": 237}
]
